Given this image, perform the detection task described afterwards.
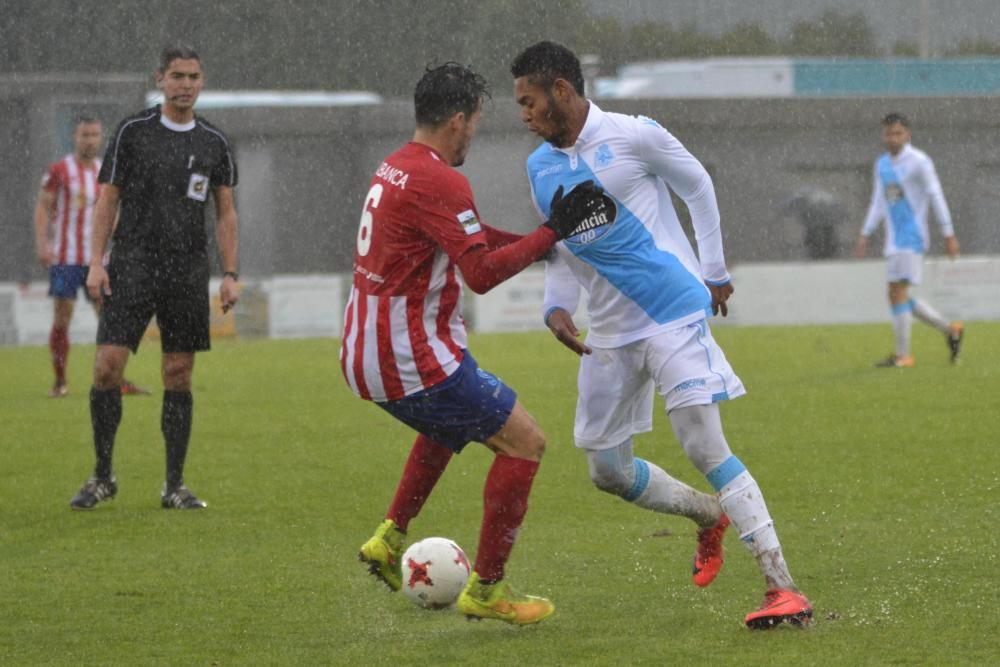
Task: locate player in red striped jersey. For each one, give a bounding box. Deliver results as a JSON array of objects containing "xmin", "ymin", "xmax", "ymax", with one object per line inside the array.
[
  {"xmin": 349, "ymin": 63, "xmax": 600, "ymax": 625},
  {"xmin": 33, "ymin": 116, "xmax": 148, "ymax": 398}
]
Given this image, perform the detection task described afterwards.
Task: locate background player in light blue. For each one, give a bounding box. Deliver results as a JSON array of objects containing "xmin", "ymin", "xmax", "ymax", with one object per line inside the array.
[
  {"xmin": 855, "ymin": 112, "xmax": 963, "ymax": 368},
  {"xmin": 511, "ymin": 41, "xmax": 811, "ymax": 629}
]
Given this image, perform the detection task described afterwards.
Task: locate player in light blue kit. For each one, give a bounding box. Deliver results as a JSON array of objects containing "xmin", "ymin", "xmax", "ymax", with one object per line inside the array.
[
  {"xmin": 854, "ymin": 112, "xmax": 963, "ymax": 368},
  {"xmin": 511, "ymin": 41, "xmax": 811, "ymax": 629}
]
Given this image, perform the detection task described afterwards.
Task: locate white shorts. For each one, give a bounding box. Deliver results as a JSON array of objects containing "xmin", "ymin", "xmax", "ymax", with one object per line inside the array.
[
  {"xmin": 886, "ymin": 251, "xmax": 923, "ymax": 285},
  {"xmin": 574, "ymin": 320, "xmax": 746, "ymax": 450}
]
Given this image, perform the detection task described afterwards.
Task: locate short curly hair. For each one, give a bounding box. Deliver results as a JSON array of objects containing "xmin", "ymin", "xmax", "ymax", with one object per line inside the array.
[
  {"xmin": 510, "ymin": 41, "xmax": 584, "ymax": 96},
  {"xmin": 881, "ymin": 112, "xmax": 910, "ymax": 128},
  {"xmin": 414, "ymin": 62, "xmax": 490, "ymax": 128}
]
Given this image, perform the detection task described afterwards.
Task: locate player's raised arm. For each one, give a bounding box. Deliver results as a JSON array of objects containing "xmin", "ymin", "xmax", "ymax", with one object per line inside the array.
[
  {"xmin": 452, "ymin": 184, "xmax": 605, "ymax": 294},
  {"xmin": 455, "ymin": 226, "xmax": 555, "ymax": 294},
  {"xmin": 478, "ymin": 223, "xmax": 524, "ymax": 249}
]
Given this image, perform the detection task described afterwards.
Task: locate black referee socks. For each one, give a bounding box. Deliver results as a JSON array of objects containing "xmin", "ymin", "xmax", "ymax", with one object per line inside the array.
[
  {"xmin": 162, "ymin": 390, "xmax": 194, "ymax": 490},
  {"xmin": 90, "ymin": 387, "xmax": 122, "ymax": 480}
]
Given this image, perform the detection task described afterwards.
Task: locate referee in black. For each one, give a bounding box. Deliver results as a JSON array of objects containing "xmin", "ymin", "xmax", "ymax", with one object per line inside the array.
[{"xmin": 70, "ymin": 45, "xmax": 239, "ymax": 510}]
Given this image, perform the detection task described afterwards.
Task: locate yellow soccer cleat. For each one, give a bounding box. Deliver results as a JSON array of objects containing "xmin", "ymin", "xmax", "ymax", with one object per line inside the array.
[
  {"xmin": 456, "ymin": 571, "xmax": 555, "ymax": 625},
  {"xmin": 358, "ymin": 519, "xmax": 406, "ymax": 591}
]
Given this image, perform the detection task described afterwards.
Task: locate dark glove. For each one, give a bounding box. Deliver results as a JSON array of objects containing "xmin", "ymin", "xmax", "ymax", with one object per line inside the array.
[{"xmin": 544, "ymin": 180, "xmax": 607, "ymax": 240}]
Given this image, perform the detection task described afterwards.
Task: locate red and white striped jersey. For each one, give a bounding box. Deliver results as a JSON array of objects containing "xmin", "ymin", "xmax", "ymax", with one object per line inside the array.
[
  {"xmin": 40, "ymin": 154, "xmax": 101, "ymax": 266},
  {"xmin": 340, "ymin": 142, "xmax": 489, "ymax": 402}
]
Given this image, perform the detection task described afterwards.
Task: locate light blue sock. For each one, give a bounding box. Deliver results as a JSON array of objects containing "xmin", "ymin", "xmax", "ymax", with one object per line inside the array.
[{"xmin": 891, "ymin": 300, "xmax": 914, "ymax": 358}]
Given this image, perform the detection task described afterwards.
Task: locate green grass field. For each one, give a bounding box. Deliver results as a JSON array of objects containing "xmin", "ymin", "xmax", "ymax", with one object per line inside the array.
[{"xmin": 2, "ymin": 323, "xmax": 998, "ymax": 666}]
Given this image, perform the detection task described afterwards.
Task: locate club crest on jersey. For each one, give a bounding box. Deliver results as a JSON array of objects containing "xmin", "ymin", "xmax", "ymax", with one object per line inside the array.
[
  {"xmin": 885, "ymin": 183, "xmax": 903, "ymax": 203},
  {"xmin": 186, "ymin": 173, "xmax": 209, "ymax": 201},
  {"xmin": 457, "ymin": 209, "xmax": 481, "ymax": 235},
  {"xmin": 565, "ymin": 191, "xmax": 617, "ymax": 245},
  {"xmin": 595, "ymin": 143, "xmax": 614, "ymax": 167}
]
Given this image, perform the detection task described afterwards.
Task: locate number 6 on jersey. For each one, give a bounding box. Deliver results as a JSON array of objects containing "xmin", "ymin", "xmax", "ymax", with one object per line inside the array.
[{"xmin": 357, "ymin": 184, "xmax": 383, "ymax": 256}]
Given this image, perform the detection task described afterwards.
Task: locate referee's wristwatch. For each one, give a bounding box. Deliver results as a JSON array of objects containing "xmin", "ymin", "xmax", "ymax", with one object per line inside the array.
[{"xmin": 223, "ymin": 271, "xmax": 239, "ymax": 281}]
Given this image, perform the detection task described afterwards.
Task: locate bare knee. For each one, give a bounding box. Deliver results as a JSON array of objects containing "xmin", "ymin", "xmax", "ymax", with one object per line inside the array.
[
  {"xmin": 161, "ymin": 354, "xmax": 194, "ymax": 391},
  {"xmin": 93, "ymin": 346, "xmax": 127, "ymax": 390},
  {"xmin": 485, "ymin": 402, "xmax": 546, "ymax": 461},
  {"xmin": 511, "ymin": 428, "xmax": 545, "ymax": 462}
]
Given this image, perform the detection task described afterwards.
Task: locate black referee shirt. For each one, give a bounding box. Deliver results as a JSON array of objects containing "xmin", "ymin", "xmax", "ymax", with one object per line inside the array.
[{"xmin": 99, "ymin": 105, "xmax": 238, "ymax": 262}]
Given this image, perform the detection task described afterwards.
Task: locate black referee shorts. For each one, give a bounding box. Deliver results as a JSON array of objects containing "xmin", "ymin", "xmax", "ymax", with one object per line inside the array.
[{"xmin": 97, "ymin": 259, "xmax": 211, "ymax": 353}]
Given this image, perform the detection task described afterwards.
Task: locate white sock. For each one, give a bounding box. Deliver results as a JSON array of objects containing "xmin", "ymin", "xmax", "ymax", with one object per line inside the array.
[
  {"xmin": 911, "ymin": 298, "xmax": 951, "ymax": 334},
  {"xmin": 711, "ymin": 461, "xmax": 795, "ymax": 590},
  {"xmin": 632, "ymin": 459, "xmax": 722, "ymax": 528},
  {"xmin": 891, "ymin": 303, "xmax": 913, "ymax": 357},
  {"xmin": 587, "ymin": 444, "xmax": 721, "ymax": 527}
]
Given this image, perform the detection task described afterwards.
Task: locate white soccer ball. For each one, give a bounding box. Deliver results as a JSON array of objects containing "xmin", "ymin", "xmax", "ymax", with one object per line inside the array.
[{"xmin": 401, "ymin": 537, "xmax": 471, "ymax": 609}]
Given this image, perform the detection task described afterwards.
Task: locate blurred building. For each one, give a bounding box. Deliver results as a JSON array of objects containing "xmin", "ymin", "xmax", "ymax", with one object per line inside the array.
[
  {"xmin": 3, "ymin": 63, "xmax": 1000, "ymax": 282},
  {"xmin": 597, "ymin": 57, "xmax": 1000, "ymax": 98},
  {"xmin": 0, "ymin": 73, "xmax": 145, "ymax": 282}
]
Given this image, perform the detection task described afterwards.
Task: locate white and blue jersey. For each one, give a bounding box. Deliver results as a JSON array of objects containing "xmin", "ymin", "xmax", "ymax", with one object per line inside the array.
[
  {"xmin": 528, "ymin": 103, "xmax": 730, "ymax": 349},
  {"xmin": 861, "ymin": 143, "xmax": 954, "ymax": 256}
]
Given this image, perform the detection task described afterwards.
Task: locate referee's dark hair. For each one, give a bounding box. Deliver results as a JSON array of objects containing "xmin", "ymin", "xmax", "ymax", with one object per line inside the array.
[
  {"xmin": 158, "ymin": 44, "xmax": 200, "ymax": 73},
  {"xmin": 881, "ymin": 112, "xmax": 910, "ymax": 128},
  {"xmin": 74, "ymin": 113, "xmax": 100, "ymax": 126},
  {"xmin": 510, "ymin": 41, "xmax": 585, "ymax": 96},
  {"xmin": 414, "ymin": 62, "xmax": 490, "ymax": 128}
]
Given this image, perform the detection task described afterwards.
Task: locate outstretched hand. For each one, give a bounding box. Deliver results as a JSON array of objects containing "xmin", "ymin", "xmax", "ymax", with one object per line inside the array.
[{"xmin": 545, "ymin": 181, "xmax": 607, "ymax": 240}]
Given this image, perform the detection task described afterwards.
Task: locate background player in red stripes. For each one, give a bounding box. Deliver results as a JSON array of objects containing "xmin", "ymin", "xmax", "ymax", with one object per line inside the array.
[
  {"xmin": 33, "ymin": 115, "xmax": 148, "ymax": 398},
  {"xmin": 346, "ymin": 63, "xmax": 599, "ymax": 625}
]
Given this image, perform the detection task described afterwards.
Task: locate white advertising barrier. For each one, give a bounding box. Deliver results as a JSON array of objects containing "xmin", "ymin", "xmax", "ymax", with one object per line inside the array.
[
  {"xmin": 7, "ymin": 281, "xmax": 99, "ymax": 345},
  {"xmin": 470, "ymin": 268, "xmax": 589, "ymax": 333},
  {"xmin": 3, "ymin": 258, "xmax": 995, "ymax": 344},
  {"xmin": 468, "ymin": 256, "xmax": 1000, "ymax": 332},
  {"xmin": 265, "ymin": 274, "xmax": 344, "ymax": 339},
  {"xmin": 719, "ymin": 257, "xmax": 1000, "ymax": 326},
  {"xmin": 0, "ymin": 275, "xmax": 344, "ymax": 345},
  {"xmin": 5, "ymin": 278, "xmax": 238, "ymax": 346}
]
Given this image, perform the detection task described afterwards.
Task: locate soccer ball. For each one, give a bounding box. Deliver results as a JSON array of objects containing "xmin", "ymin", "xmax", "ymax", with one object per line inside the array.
[{"xmin": 400, "ymin": 537, "xmax": 471, "ymax": 610}]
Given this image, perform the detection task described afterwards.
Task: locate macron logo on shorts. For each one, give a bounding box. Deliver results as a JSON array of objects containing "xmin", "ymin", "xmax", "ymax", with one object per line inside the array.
[
  {"xmin": 457, "ymin": 209, "xmax": 481, "ymax": 235},
  {"xmin": 672, "ymin": 378, "xmax": 707, "ymax": 394}
]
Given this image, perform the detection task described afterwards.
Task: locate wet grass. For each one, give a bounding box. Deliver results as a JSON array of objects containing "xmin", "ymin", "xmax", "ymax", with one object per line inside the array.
[{"xmin": 1, "ymin": 322, "xmax": 998, "ymax": 665}]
